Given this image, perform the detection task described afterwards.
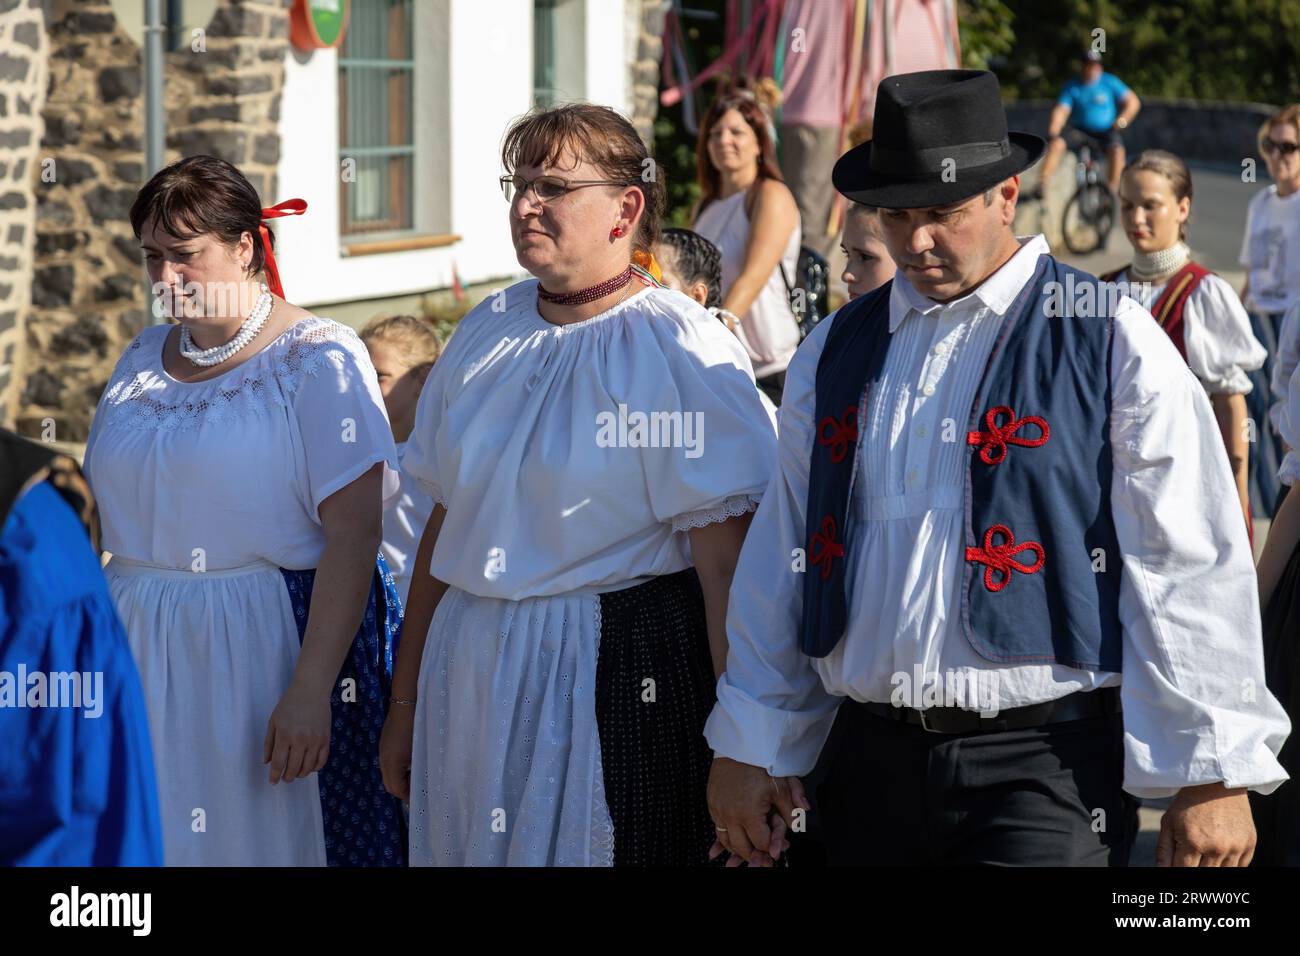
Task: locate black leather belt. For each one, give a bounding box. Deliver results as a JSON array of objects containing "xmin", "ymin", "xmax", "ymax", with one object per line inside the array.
[{"xmin": 852, "ymin": 687, "xmax": 1121, "ymax": 735}]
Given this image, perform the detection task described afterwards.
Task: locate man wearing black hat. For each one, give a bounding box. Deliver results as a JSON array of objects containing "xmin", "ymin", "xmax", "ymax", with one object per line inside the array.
[{"xmin": 703, "ymin": 70, "xmax": 1288, "ymax": 866}]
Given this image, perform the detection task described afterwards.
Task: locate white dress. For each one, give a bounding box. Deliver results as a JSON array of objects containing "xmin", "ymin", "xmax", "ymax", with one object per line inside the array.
[
  {"xmin": 694, "ymin": 190, "xmax": 802, "ymax": 379},
  {"xmin": 402, "ymin": 280, "xmax": 776, "ymax": 865},
  {"xmin": 83, "ymin": 316, "xmax": 399, "ymax": 866},
  {"xmin": 1111, "ymin": 268, "xmax": 1266, "ymax": 394},
  {"xmin": 383, "ymin": 441, "xmax": 436, "ymax": 606}
]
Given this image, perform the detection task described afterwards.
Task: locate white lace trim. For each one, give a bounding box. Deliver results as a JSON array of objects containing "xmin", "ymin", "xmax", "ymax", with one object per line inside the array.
[
  {"xmin": 671, "ymin": 493, "xmax": 761, "ymax": 533},
  {"xmin": 96, "ymin": 317, "xmax": 368, "ymax": 432}
]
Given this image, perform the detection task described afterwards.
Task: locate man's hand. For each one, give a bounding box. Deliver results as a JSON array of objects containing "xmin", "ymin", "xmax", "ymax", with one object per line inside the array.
[
  {"xmin": 706, "ymin": 756, "xmax": 809, "ymax": 867},
  {"xmin": 1157, "ymin": 782, "xmax": 1256, "ymax": 867}
]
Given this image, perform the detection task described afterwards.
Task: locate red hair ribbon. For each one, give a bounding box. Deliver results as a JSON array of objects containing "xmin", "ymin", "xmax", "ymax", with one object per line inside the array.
[
  {"xmin": 258, "ymin": 198, "xmax": 308, "ymax": 300},
  {"xmin": 817, "ymin": 405, "xmax": 859, "ymax": 464},
  {"xmin": 808, "ymin": 516, "xmax": 845, "ymax": 581},
  {"xmin": 966, "ymin": 405, "xmax": 1050, "ymax": 466},
  {"xmin": 965, "ymin": 524, "xmax": 1045, "ymax": 593}
]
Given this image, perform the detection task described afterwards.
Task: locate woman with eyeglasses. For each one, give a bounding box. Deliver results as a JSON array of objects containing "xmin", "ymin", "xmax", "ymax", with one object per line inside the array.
[
  {"xmin": 1240, "ymin": 105, "xmax": 1300, "ymax": 519},
  {"xmin": 692, "ymin": 84, "xmax": 802, "ymax": 407},
  {"xmin": 378, "ymin": 103, "xmax": 777, "ymax": 866}
]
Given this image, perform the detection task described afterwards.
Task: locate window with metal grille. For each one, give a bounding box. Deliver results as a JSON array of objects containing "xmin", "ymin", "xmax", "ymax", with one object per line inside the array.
[
  {"xmin": 339, "ymin": 0, "xmax": 415, "ymax": 237},
  {"xmin": 532, "ymin": 1, "xmax": 586, "ymax": 110},
  {"xmin": 534, "ymin": 0, "xmax": 559, "ymax": 108}
]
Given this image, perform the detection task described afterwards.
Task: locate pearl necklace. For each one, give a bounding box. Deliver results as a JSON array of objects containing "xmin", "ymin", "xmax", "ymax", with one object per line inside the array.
[
  {"xmin": 178, "ymin": 285, "xmax": 273, "ymax": 367},
  {"xmin": 1129, "ymin": 242, "xmax": 1191, "ymax": 282}
]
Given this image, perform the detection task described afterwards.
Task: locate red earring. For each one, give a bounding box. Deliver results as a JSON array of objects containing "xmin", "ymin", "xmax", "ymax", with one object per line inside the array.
[{"xmin": 611, "ymin": 225, "xmax": 624, "ymax": 238}]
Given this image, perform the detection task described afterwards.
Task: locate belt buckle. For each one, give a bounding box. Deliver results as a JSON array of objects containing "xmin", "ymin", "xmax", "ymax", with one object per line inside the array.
[
  {"xmin": 917, "ymin": 706, "xmax": 986, "ymax": 734},
  {"xmin": 917, "ymin": 708, "xmax": 946, "ymax": 734}
]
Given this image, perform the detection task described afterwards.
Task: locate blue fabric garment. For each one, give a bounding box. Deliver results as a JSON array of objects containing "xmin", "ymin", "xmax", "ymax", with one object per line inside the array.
[
  {"xmin": 802, "ymin": 258, "xmax": 1123, "ymax": 670},
  {"xmin": 1246, "ymin": 309, "xmax": 1286, "ymax": 518},
  {"xmin": 279, "ymin": 556, "xmax": 407, "ymax": 866},
  {"xmin": 1058, "ymin": 72, "xmax": 1131, "ymax": 134},
  {"xmin": 0, "ymin": 481, "xmax": 163, "ymax": 866}
]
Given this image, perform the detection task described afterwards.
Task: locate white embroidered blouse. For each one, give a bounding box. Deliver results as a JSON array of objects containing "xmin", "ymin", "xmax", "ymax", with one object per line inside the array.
[
  {"xmin": 402, "ymin": 279, "xmax": 778, "ymax": 601},
  {"xmin": 84, "ymin": 316, "xmax": 400, "ymax": 571}
]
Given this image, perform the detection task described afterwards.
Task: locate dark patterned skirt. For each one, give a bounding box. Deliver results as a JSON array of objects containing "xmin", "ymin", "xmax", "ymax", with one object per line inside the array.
[
  {"xmin": 280, "ymin": 555, "xmax": 408, "ymax": 866},
  {"xmin": 595, "ymin": 568, "xmax": 719, "ymax": 866},
  {"xmin": 1251, "ymin": 538, "xmax": 1300, "ymax": 865}
]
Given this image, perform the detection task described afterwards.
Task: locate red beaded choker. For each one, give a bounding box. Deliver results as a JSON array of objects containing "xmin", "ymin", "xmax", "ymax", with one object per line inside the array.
[{"xmin": 537, "ymin": 267, "xmax": 633, "ymax": 306}]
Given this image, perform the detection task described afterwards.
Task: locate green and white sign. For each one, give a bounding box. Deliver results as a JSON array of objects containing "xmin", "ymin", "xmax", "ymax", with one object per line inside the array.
[
  {"xmin": 291, "ymin": 0, "xmax": 350, "ymax": 49},
  {"xmin": 307, "ymin": 0, "xmax": 347, "ymax": 46}
]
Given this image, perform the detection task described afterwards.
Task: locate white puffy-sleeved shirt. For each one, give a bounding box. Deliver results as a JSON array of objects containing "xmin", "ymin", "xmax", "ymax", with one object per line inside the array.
[
  {"xmin": 84, "ymin": 316, "xmax": 400, "ymax": 571},
  {"xmin": 705, "ymin": 236, "xmax": 1290, "ymax": 799},
  {"xmin": 402, "ymin": 279, "xmax": 777, "ymax": 600},
  {"xmin": 1111, "ymin": 268, "xmax": 1265, "ymax": 395}
]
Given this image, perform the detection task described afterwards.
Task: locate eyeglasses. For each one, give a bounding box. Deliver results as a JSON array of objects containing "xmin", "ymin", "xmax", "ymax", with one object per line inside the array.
[
  {"xmin": 1263, "ymin": 138, "xmax": 1300, "ymax": 156},
  {"xmin": 499, "ymin": 174, "xmax": 630, "ymax": 204}
]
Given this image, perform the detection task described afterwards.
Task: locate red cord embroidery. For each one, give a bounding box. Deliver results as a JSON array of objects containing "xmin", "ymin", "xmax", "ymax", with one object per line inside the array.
[
  {"xmin": 808, "ymin": 516, "xmax": 845, "ymax": 580},
  {"xmin": 817, "ymin": 405, "xmax": 858, "ymax": 464},
  {"xmin": 965, "ymin": 524, "xmax": 1045, "ymax": 592},
  {"xmin": 966, "ymin": 405, "xmax": 1050, "ymax": 465}
]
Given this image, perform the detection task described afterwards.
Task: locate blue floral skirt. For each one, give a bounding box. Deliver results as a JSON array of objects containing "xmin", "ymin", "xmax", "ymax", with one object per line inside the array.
[{"xmin": 280, "ymin": 555, "xmax": 408, "ymax": 866}]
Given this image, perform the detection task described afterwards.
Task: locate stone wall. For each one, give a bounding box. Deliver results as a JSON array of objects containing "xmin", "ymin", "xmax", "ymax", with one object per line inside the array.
[
  {"xmin": 1005, "ymin": 98, "xmax": 1278, "ymax": 171},
  {"xmin": 0, "ymin": 0, "xmax": 48, "ymax": 431},
  {"xmin": 23, "ymin": 0, "xmax": 289, "ymax": 441},
  {"xmin": 628, "ymin": 0, "xmax": 670, "ymax": 146}
]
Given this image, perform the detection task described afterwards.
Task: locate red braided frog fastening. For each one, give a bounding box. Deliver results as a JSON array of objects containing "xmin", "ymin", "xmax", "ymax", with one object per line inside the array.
[
  {"xmin": 965, "ymin": 524, "xmax": 1045, "ymax": 592},
  {"xmin": 966, "ymin": 405, "xmax": 1050, "ymax": 465},
  {"xmin": 808, "ymin": 516, "xmax": 845, "ymax": 581},
  {"xmin": 817, "ymin": 405, "xmax": 858, "ymax": 464}
]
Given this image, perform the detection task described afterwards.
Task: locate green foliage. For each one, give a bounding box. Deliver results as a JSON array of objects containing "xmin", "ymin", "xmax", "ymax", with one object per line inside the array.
[
  {"xmin": 416, "ymin": 293, "xmax": 474, "ymax": 342},
  {"xmin": 979, "ymin": 0, "xmax": 1300, "ymax": 104},
  {"xmin": 655, "ymin": 115, "xmax": 703, "ymax": 228},
  {"xmin": 654, "ymin": 6, "xmax": 725, "ymax": 228},
  {"xmin": 958, "ymin": 0, "xmax": 1016, "ymax": 72}
]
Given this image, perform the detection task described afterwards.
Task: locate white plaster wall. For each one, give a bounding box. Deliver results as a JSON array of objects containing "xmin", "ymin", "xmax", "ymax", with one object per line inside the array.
[{"xmin": 275, "ymin": 0, "xmax": 551, "ymax": 307}]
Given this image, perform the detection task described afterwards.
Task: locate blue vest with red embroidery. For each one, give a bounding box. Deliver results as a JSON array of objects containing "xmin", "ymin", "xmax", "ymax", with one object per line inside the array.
[{"xmin": 799, "ymin": 255, "xmax": 1123, "ymax": 672}]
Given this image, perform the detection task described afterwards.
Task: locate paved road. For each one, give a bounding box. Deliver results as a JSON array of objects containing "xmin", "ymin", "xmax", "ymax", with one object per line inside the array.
[{"xmin": 1036, "ymin": 164, "xmax": 1258, "ymax": 289}]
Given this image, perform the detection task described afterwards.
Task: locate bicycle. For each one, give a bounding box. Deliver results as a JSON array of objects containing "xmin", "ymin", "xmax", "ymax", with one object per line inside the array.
[{"xmin": 1060, "ymin": 141, "xmax": 1116, "ymax": 255}]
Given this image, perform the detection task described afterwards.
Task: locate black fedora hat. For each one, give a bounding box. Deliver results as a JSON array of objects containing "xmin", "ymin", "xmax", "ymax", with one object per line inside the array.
[{"xmin": 832, "ymin": 69, "xmax": 1045, "ymax": 209}]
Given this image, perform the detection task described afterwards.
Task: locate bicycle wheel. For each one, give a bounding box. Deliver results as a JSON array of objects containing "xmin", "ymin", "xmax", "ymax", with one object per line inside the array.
[
  {"xmin": 1091, "ymin": 183, "xmax": 1116, "ymax": 246},
  {"xmin": 1062, "ymin": 183, "xmax": 1113, "ymax": 254}
]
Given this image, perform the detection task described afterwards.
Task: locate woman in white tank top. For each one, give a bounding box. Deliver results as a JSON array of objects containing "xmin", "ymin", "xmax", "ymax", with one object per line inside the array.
[{"xmin": 693, "ymin": 89, "xmax": 802, "ymax": 404}]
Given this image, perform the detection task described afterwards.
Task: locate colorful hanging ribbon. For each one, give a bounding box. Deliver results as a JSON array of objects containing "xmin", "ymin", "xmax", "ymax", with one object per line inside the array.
[{"xmin": 258, "ymin": 198, "xmax": 308, "ymax": 300}]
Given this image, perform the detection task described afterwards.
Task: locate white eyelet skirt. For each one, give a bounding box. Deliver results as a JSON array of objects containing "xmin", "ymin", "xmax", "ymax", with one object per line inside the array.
[
  {"xmin": 105, "ymin": 557, "xmax": 327, "ymax": 867},
  {"xmin": 409, "ymin": 586, "xmax": 614, "ymax": 866}
]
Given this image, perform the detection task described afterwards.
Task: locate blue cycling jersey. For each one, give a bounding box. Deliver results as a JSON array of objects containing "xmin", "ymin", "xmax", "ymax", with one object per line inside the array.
[{"xmin": 1058, "ymin": 72, "xmax": 1131, "ymax": 134}]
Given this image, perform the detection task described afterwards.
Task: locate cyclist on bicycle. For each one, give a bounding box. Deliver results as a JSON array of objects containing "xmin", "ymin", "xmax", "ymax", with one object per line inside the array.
[{"xmin": 1031, "ymin": 50, "xmax": 1142, "ymax": 199}]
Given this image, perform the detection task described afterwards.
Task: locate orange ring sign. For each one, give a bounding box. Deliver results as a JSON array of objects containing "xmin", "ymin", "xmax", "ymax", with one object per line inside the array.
[{"xmin": 290, "ymin": 0, "xmax": 350, "ymax": 50}]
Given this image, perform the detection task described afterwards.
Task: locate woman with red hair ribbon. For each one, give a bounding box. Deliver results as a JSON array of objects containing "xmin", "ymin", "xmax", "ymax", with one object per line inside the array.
[{"xmin": 84, "ymin": 155, "xmax": 406, "ymax": 867}]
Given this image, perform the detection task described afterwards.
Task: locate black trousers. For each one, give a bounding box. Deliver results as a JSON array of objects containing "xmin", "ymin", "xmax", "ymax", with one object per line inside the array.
[
  {"xmin": 1250, "ymin": 535, "xmax": 1300, "ymax": 865},
  {"xmin": 757, "ymin": 370, "xmax": 786, "ymax": 407},
  {"xmin": 810, "ymin": 700, "xmax": 1140, "ymax": 866}
]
